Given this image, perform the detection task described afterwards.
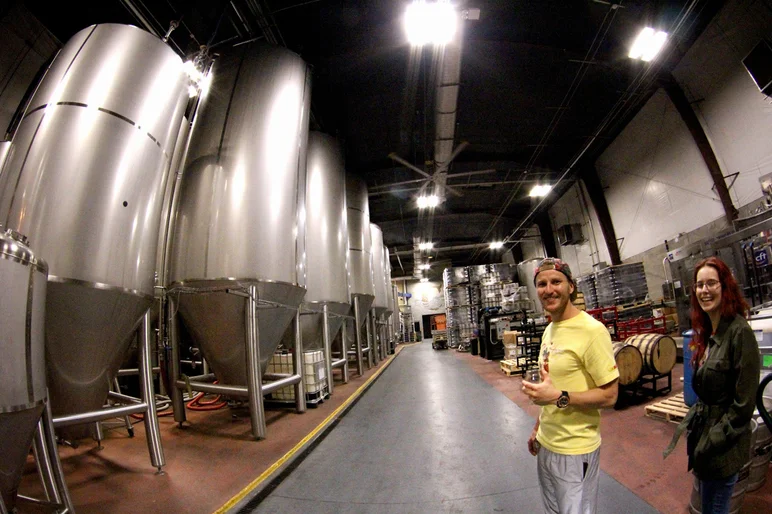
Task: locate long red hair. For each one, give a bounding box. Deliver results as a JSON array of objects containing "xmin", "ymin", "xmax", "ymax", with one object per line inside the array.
[{"xmin": 689, "ymin": 257, "xmax": 749, "ymax": 366}]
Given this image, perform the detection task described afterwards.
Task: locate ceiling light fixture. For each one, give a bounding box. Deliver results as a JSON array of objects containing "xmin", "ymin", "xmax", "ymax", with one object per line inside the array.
[
  {"xmin": 418, "ymin": 242, "xmax": 434, "ymax": 251},
  {"xmin": 404, "ymin": 0, "xmax": 457, "ymax": 46},
  {"xmin": 183, "ymin": 59, "xmax": 212, "ymax": 98},
  {"xmin": 416, "ymin": 194, "xmax": 440, "ymax": 209},
  {"xmin": 628, "ymin": 27, "xmax": 668, "ymax": 62},
  {"xmin": 489, "ymin": 241, "xmax": 504, "ymax": 250},
  {"xmin": 529, "ymin": 184, "xmax": 551, "ymax": 197},
  {"xmin": 420, "ymin": 277, "xmax": 429, "ymax": 283},
  {"xmin": 419, "ymin": 263, "xmax": 431, "ymax": 270}
]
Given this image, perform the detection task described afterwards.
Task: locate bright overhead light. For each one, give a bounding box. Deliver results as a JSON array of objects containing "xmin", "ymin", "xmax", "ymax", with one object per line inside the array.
[
  {"xmin": 529, "ymin": 184, "xmax": 551, "ymax": 197},
  {"xmin": 489, "ymin": 241, "xmax": 504, "ymax": 250},
  {"xmin": 419, "ymin": 263, "xmax": 431, "ymax": 270},
  {"xmin": 628, "ymin": 27, "xmax": 668, "ymax": 62},
  {"xmin": 418, "ymin": 242, "xmax": 434, "ymax": 251},
  {"xmin": 404, "ymin": 1, "xmax": 457, "ymax": 46},
  {"xmin": 183, "ymin": 60, "xmax": 212, "ymax": 98},
  {"xmin": 420, "ymin": 277, "xmax": 429, "ymax": 283},
  {"xmin": 416, "ymin": 194, "xmax": 440, "ymax": 209}
]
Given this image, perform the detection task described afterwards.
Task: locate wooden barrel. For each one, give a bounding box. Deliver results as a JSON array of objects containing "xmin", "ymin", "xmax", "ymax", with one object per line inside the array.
[
  {"xmin": 611, "ymin": 342, "xmax": 643, "ymax": 386},
  {"xmin": 624, "ymin": 333, "xmax": 677, "ymax": 375}
]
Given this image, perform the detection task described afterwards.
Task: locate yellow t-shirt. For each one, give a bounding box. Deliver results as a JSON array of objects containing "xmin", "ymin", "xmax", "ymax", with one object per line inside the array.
[{"xmin": 536, "ymin": 311, "xmax": 619, "ymax": 455}]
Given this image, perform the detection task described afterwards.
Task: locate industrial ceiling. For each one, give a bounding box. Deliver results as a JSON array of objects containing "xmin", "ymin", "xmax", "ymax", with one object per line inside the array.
[{"xmin": 22, "ymin": 0, "xmax": 723, "ymax": 280}]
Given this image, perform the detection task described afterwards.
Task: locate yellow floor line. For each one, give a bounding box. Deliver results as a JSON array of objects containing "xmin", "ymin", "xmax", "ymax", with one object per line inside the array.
[{"xmin": 214, "ymin": 343, "xmax": 416, "ymax": 513}]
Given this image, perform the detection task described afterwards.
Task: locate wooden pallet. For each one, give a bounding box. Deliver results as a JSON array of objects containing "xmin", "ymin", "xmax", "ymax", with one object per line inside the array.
[
  {"xmin": 644, "ymin": 392, "xmax": 689, "ymax": 423},
  {"xmin": 500, "ymin": 359, "xmax": 521, "ymax": 376}
]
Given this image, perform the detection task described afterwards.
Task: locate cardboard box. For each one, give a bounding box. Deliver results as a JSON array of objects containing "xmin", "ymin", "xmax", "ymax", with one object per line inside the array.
[
  {"xmin": 504, "ymin": 344, "xmax": 520, "ymax": 360},
  {"xmin": 502, "ymin": 330, "xmax": 519, "ymax": 346}
]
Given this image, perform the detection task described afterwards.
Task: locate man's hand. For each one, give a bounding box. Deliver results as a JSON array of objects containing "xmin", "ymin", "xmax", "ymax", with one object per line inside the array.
[
  {"xmin": 527, "ymin": 428, "xmax": 540, "ymax": 456},
  {"xmin": 521, "ymin": 361, "xmax": 561, "ymax": 406}
]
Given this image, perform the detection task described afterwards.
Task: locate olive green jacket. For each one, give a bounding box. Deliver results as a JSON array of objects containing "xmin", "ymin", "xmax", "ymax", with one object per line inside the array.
[{"xmin": 687, "ymin": 314, "xmax": 760, "ymax": 480}]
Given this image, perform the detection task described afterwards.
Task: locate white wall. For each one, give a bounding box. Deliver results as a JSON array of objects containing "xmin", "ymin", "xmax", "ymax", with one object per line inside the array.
[
  {"xmin": 596, "ymin": 89, "xmax": 724, "ymax": 260},
  {"xmin": 590, "ymin": 0, "xmax": 772, "ymax": 267},
  {"xmin": 673, "ymin": 0, "xmax": 772, "ymax": 209},
  {"xmin": 404, "ymin": 280, "xmax": 445, "ymax": 329},
  {"xmin": 548, "ymin": 181, "xmax": 611, "ymax": 276}
]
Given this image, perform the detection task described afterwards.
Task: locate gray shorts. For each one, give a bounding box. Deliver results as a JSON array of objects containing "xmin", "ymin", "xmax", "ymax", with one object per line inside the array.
[{"xmin": 536, "ymin": 445, "xmax": 601, "ymax": 514}]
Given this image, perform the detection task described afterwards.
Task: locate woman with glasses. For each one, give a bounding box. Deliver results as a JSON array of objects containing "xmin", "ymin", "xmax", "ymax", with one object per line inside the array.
[{"xmin": 665, "ymin": 256, "xmax": 760, "ymax": 513}]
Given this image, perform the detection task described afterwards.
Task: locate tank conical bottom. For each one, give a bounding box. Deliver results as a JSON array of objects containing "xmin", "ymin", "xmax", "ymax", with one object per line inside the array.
[
  {"xmin": 284, "ymin": 301, "xmax": 351, "ymax": 351},
  {"xmin": 352, "ymin": 294, "xmax": 374, "ymax": 327},
  {"xmin": 175, "ymin": 280, "xmax": 306, "ymax": 386},
  {"xmin": 45, "ymin": 280, "xmax": 153, "ymax": 424},
  {"xmin": 0, "ymin": 404, "xmax": 44, "ymax": 509}
]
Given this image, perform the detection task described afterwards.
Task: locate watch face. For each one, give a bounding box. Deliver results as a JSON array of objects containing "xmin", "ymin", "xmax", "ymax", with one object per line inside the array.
[{"xmin": 557, "ymin": 393, "xmax": 569, "ymax": 408}]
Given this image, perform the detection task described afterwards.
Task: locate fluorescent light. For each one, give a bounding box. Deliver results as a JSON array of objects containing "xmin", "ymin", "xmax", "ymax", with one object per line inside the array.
[
  {"xmin": 629, "ymin": 27, "xmax": 668, "ymax": 62},
  {"xmin": 417, "ymin": 194, "xmax": 440, "ymax": 209},
  {"xmin": 529, "ymin": 184, "xmax": 551, "ymax": 197},
  {"xmin": 418, "ymin": 242, "xmax": 434, "ymax": 251},
  {"xmin": 489, "ymin": 241, "xmax": 504, "ymax": 250},
  {"xmin": 405, "ymin": 1, "xmax": 457, "ymax": 46}
]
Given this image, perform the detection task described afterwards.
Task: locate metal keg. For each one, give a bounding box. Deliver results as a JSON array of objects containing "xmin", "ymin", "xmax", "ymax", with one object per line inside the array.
[{"xmin": 0, "ymin": 229, "xmax": 48, "ymax": 510}]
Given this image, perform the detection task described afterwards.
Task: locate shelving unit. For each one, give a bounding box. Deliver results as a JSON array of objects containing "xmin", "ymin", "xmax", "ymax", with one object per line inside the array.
[{"xmin": 514, "ymin": 319, "xmax": 547, "ymax": 376}]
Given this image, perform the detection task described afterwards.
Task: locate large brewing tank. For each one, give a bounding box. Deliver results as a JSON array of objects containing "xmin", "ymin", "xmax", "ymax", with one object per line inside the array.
[
  {"xmin": 0, "ymin": 24, "xmax": 188, "ymax": 418},
  {"xmin": 292, "ymin": 132, "xmax": 350, "ymax": 350},
  {"xmin": 168, "ymin": 42, "xmax": 311, "ymax": 385},
  {"xmin": 346, "ymin": 176, "xmax": 375, "ymax": 320},
  {"xmin": 384, "ymin": 246, "xmax": 394, "ymax": 316},
  {"xmin": 370, "ymin": 224, "xmax": 389, "ymax": 316},
  {"xmin": 517, "ymin": 258, "xmax": 544, "ymax": 314},
  {"xmin": 0, "ymin": 230, "xmax": 47, "ymax": 510},
  {"xmin": 392, "ymin": 284, "xmax": 400, "ymax": 333}
]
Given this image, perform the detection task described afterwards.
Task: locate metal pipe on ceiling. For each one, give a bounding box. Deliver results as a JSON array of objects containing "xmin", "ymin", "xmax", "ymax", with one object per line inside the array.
[
  {"xmin": 369, "ymin": 179, "xmax": 559, "ymax": 196},
  {"xmin": 120, "ymin": 0, "xmax": 162, "ymax": 37}
]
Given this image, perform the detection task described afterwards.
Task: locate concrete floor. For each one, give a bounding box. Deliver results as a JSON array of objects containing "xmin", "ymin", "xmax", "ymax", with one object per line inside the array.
[{"xmin": 15, "ymin": 340, "xmax": 772, "ymax": 513}]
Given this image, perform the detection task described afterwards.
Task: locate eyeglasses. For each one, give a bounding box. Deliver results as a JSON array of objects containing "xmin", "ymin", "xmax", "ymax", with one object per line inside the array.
[{"xmin": 695, "ymin": 279, "xmax": 721, "ymax": 291}]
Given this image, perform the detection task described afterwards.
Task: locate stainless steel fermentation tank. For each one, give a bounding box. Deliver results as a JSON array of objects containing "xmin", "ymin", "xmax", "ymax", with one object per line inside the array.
[
  {"xmin": 383, "ymin": 246, "xmax": 395, "ymax": 357},
  {"xmin": 0, "ymin": 24, "xmax": 188, "ymax": 464},
  {"xmin": 282, "ymin": 131, "xmax": 351, "ymax": 393},
  {"xmin": 392, "ymin": 284, "xmax": 401, "ymax": 340},
  {"xmin": 167, "ymin": 42, "xmax": 311, "ymax": 439},
  {"xmin": 0, "ymin": 230, "xmax": 73, "ymax": 513},
  {"xmin": 345, "ymin": 176, "xmax": 375, "ymax": 375},
  {"xmin": 370, "ymin": 224, "xmax": 389, "ymax": 362}
]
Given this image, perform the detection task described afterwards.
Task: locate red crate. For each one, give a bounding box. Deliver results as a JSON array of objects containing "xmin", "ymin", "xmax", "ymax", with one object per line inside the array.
[
  {"xmin": 587, "ymin": 306, "xmax": 619, "ymax": 340},
  {"xmin": 617, "ymin": 316, "xmax": 667, "ymax": 340}
]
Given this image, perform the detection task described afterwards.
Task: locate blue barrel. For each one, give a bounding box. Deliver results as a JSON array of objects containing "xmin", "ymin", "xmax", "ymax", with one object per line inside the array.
[{"xmin": 682, "ymin": 330, "xmax": 697, "ymax": 406}]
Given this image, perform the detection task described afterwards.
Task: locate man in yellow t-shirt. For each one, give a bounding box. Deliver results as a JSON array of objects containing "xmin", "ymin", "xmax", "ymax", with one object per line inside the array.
[{"xmin": 522, "ymin": 258, "xmax": 619, "ymax": 514}]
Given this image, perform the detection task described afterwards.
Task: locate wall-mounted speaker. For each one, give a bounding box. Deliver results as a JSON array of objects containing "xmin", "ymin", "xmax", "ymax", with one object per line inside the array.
[{"xmin": 742, "ymin": 39, "xmax": 772, "ymax": 96}]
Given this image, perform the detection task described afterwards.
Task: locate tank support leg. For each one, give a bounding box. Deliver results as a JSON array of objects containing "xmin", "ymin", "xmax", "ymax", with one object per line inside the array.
[
  {"xmin": 354, "ymin": 297, "xmax": 365, "ymax": 376},
  {"xmin": 139, "ymin": 310, "xmax": 165, "ymax": 472},
  {"xmin": 293, "ymin": 308, "xmax": 306, "ymax": 414},
  {"xmin": 340, "ymin": 319, "xmax": 350, "ymax": 384},
  {"xmin": 323, "ymin": 304, "xmax": 334, "ymax": 395},
  {"xmin": 370, "ymin": 310, "xmax": 380, "ymax": 366},
  {"xmin": 245, "ymin": 285, "xmax": 267, "ymax": 439},
  {"xmin": 32, "ymin": 396, "xmax": 74, "ymax": 513},
  {"xmin": 168, "ymin": 294, "xmax": 186, "ymax": 426}
]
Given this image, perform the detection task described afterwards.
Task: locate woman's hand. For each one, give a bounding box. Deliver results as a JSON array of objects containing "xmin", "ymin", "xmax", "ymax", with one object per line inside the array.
[{"xmin": 521, "ymin": 362, "xmax": 561, "ymax": 406}]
